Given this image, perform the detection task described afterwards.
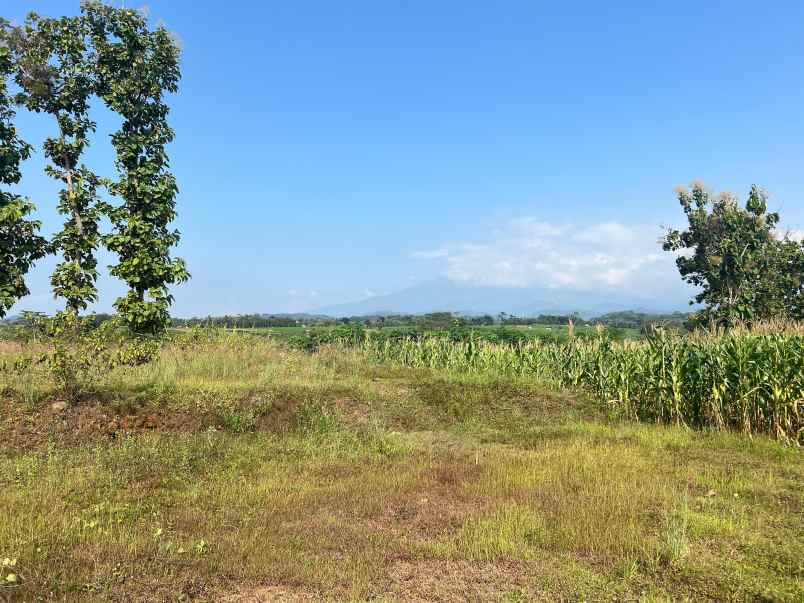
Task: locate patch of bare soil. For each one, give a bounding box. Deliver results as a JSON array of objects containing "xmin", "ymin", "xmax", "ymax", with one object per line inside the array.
[
  {"xmin": 377, "ymin": 558, "xmax": 529, "ymax": 602},
  {"xmin": 312, "ymin": 454, "xmax": 487, "ymax": 542},
  {"xmin": 398, "ymin": 460, "xmax": 486, "ymax": 538},
  {"xmin": 224, "ymin": 559, "xmax": 529, "ymax": 603},
  {"xmin": 0, "ymin": 395, "xmax": 306, "ymax": 452},
  {"xmin": 255, "ymin": 396, "xmax": 303, "ymax": 433},
  {"xmin": 223, "ymin": 585, "xmax": 321, "ymax": 602},
  {"xmin": 333, "ymin": 396, "xmax": 371, "ymax": 425},
  {"xmin": 0, "ymin": 398, "xmax": 212, "ymax": 451}
]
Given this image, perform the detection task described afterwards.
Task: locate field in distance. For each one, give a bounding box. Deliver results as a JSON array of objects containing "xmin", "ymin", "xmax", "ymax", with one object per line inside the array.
[{"xmin": 198, "ymin": 323, "xmax": 643, "ymax": 341}]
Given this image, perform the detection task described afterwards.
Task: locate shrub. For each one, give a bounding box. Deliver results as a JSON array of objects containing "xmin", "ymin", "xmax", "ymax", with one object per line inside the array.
[{"xmin": 24, "ymin": 312, "xmax": 160, "ymax": 402}]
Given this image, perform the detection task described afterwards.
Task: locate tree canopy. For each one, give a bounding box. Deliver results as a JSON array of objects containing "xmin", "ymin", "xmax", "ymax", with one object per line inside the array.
[
  {"xmin": 663, "ymin": 182, "xmax": 804, "ymax": 326},
  {"xmin": 0, "ymin": 2, "xmax": 187, "ymax": 333},
  {"xmin": 0, "ymin": 21, "xmax": 47, "ymax": 318}
]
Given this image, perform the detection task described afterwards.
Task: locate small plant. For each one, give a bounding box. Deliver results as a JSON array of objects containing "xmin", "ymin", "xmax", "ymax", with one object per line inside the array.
[
  {"xmin": 662, "ymin": 507, "xmax": 690, "ymax": 566},
  {"xmin": 1, "ymin": 557, "xmax": 20, "ymax": 590},
  {"xmin": 296, "ymin": 402, "xmax": 341, "ymax": 437},
  {"xmin": 217, "ymin": 407, "xmax": 257, "ymax": 433},
  {"xmin": 287, "ymin": 324, "xmax": 365, "ymax": 353},
  {"xmin": 25, "ymin": 312, "xmax": 161, "ymax": 402}
]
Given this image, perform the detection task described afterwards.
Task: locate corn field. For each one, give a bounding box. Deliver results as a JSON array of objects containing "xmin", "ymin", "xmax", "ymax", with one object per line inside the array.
[{"xmin": 359, "ymin": 328, "xmax": 804, "ymax": 444}]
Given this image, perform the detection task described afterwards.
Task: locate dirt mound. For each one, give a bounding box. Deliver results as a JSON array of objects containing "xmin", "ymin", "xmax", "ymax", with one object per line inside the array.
[
  {"xmin": 0, "ymin": 398, "xmax": 211, "ymax": 451},
  {"xmin": 0, "ymin": 395, "xmax": 305, "ymax": 451}
]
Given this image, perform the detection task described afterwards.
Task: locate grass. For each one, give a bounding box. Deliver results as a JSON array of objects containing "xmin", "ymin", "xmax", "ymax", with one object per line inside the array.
[{"xmin": 1, "ymin": 334, "xmax": 802, "ymax": 601}]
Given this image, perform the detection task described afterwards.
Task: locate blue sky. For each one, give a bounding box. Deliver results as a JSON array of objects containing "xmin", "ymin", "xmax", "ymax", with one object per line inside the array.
[{"xmin": 8, "ymin": 0, "xmax": 804, "ymax": 316}]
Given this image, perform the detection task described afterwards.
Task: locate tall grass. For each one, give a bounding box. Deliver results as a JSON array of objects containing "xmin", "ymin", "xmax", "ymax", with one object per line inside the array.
[{"xmin": 359, "ymin": 326, "xmax": 803, "ymax": 443}]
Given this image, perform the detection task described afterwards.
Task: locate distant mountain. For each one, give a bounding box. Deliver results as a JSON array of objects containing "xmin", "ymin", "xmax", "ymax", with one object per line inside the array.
[{"xmin": 313, "ymin": 279, "xmax": 692, "ymax": 318}]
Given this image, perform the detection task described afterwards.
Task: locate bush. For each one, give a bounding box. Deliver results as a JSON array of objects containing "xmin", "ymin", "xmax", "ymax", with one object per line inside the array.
[
  {"xmin": 24, "ymin": 312, "xmax": 161, "ymax": 402},
  {"xmin": 287, "ymin": 324, "xmax": 366, "ymax": 352}
]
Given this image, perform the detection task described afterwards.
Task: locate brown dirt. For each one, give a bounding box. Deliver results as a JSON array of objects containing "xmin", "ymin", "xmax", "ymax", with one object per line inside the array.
[
  {"xmin": 256, "ymin": 396, "xmax": 303, "ymax": 433},
  {"xmin": 378, "ymin": 558, "xmax": 529, "ymax": 602},
  {"xmin": 0, "ymin": 396, "xmax": 305, "ymax": 452},
  {"xmin": 319, "ymin": 455, "xmax": 487, "ymax": 541},
  {"xmin": 225, "ymin": 559, "xmax": 529, "ymax": 602},
  {"xmin": 223, "ymin": 585, "xmax": 320, "ymax": 602},
  {"xmin": 333, "ymin": 396, "xmax": 371, "ymax": 425},
  {"xmin": 0, "ymin": 398, "xmax": 211, "ymax": 451},
  {"xmin": 400, "ymin": 460, "xmax": 486, "ymax": 538}
]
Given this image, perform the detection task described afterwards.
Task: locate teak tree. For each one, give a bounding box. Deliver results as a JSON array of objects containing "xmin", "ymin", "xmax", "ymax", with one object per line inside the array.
[
  {"xmin": 0, "ymin": 22, "xmax": 47, "ymax": 318},
  {"xmin": 1, "ymin": 2, "xmax": 188, "ymax": 333},
  {"xmin": 15, "ymin": 13, "xmax": 106, "ymax": 315},
  {"xmin": 84, "ymin": 2, "xmax": 188, "ymax": 334},
  {"xmin": 664, "ymin": 182, "xmax": 804, "ymax": 326}
]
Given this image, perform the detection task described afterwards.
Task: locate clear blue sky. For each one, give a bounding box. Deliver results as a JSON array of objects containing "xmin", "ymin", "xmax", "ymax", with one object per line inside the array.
[{"xmin": 9, "ymin": 0, "xmax": 804, "ymax": 316}]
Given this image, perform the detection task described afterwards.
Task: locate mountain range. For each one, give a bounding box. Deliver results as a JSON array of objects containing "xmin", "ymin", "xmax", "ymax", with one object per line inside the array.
[{"xmin": 313, "ymin": 279, "xmax": 693, "ymax": 318}]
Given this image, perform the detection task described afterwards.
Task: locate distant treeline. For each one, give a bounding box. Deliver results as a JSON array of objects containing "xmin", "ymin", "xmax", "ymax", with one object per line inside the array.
[
  {"xmin": 168, "ymin": 310, "xmax": 690, "ymax": 331},
  {"xmin": 171, "ymin": 314, "xmax": 305, "ymax": 328},
  {"xmin": 3, "ymin": 310, "xmax": 690, "ymax": 333}
]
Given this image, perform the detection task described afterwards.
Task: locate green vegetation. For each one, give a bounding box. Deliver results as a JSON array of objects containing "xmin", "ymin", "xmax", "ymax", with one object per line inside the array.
[
  {"xmin": 0, "ymin": 3, "xmax": 187, "ymax": 333},
  {"xmin": 15, "ymin": 11, "xmax": 105, "ymax": 315},
  {"xmin": 359, "ymin": 324, "xmax": 804, "ymax": 444},
  {"xmin": 170, "ymin": 310, "xmax": 690, "ymax": 335},
  {"xmin": 1, "ymin": 331, "xmax": 801, "ymax": 601},
  {"xmin": 664, "ymin": 182, "xmax": 804, "ymax": 327},
  {"xmin": 84, "ymin": 2, "xmax": 189, "ymax": 333},
  {"xmin": 0, "ymin": 29, "xmax": 47, "ymax": 318}
]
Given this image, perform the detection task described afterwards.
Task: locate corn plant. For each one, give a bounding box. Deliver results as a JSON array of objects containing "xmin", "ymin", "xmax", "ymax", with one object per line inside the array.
[{"xmin": 353, "ymin": 326, "xmax": 803, "ymax": 444}]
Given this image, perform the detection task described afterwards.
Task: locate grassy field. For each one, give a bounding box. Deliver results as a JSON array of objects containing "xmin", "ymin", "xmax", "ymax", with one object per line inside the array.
[{"xmin": 1, "ymin": 334, "xmax": 802, "ymax": 601}]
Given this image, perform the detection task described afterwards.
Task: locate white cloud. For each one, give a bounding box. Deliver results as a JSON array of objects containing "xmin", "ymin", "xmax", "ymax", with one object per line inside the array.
[
  {"xmin": 411, "ymin": 219, "xmax": 680, "ymax": 294},
  {"xmin": 509, "ymin": 218, "xmax": 567, "ymax": 238},
  {"xmin": 571, "ymin": 221, "xmax": 641, "ymax": 247},
  {"xmin": 410, "ymin": 249, "xmax": 450, "ymax": 259}
]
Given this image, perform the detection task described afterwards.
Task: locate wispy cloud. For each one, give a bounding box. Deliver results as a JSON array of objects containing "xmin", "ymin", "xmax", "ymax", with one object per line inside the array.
[
  {"xmin": 411, "ymin": 218, "xmax": 680, "ymax": 294},
  {"xmin": 409, "ymin": 249, "xmax": 450, "ymax": 259}
]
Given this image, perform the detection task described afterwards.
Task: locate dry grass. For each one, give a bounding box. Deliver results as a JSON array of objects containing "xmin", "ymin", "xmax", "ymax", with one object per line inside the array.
[{"xmin": 0, "ymin": 335, "xmax": 802, "ymax": 601}]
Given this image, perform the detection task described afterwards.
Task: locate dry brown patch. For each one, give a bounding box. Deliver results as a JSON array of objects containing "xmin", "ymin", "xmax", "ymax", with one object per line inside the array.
[
  {"xmin": 333, "ymin": 396, "xmax": 371, "ymax": 426},
  {"xmin": 304, "ymin": 454, "xmax": 486, "ymax": 542},
  {"xmin": 224, "ymin": 584, "xmax": 321, "ymax": 602},
  {"xmin": 256, "ymin": 396, "xmax": 303, "ymax": 433},
  {"xmin": 361, "ymin": 456, "xmax": 486, "ymax": 539},
  {"xmin": 378, "ymin": 558, "xmax": 528, "ymax": 602},
  {"xmin": 1, "ymin": 394, "xmax": 307, "ymax": 452},
  {"xmin": 0, "ymin": 340, "xmax": 29, "ymax": 354},
  {"xmin": 370, "ymin": 377, "xmax": 413, "ymax": 399},
  {"xmin": 0, "ymin": 398, "xmax": 211, "ymax": 451},
  {"xmin": 519, "ymin": 391, "xmax": 581, "ymax": 418}
]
